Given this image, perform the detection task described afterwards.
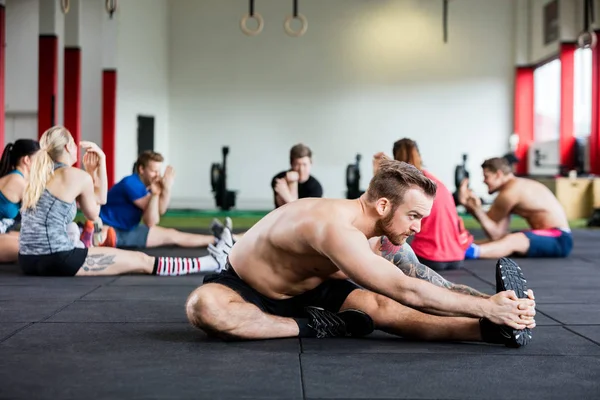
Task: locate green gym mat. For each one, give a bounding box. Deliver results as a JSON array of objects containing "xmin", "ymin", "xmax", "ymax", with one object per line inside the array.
[{"xmin": 75, "ymin": 210, "xmax": 590, "ymax": 231}]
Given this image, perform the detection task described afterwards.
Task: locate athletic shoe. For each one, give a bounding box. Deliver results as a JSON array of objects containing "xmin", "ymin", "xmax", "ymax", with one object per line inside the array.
[
  {"xmin": 211, "ymin": 217, "xmax": 235, "ymax": 244},
  {"xmin": 101, "ymin": 226, "xmax": 117, "ymax": 248},
  {"xmin": 481, "ymin": 257, "xmax": 533, "ymax": 348},
  {"xmin": 207, "ymin": 226, "xmax": 234, "ymax": 272},
  {"xmin": 495, "ymin": 257, "xmax": 532, "ymax": 347},
  {"xmin": 305, "ymin": 306, "xmax": 375, "ymax": 339}
]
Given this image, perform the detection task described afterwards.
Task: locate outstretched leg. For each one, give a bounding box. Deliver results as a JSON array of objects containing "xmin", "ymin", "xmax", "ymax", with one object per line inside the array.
[
  {"xmin": 341, "ymin": 289, "xmax": 482, "ymax": 342},
  {"xmin": 75, "ymin": 231, "xmax": 231, "ymax": 276},
  {"xmin": 466, "ymin": 232, "xmax": 529, "ymax": 259},
  {"xmin": 372, "ymin": 236, "xmax": 490, "ymax": 298},
  {"xmin": 188, "ymin": 283, "xmax": 499, "ymax": 344},
  {"xmin": 147, "ymin": 226, "xmax": 216, "ymax": 248}
]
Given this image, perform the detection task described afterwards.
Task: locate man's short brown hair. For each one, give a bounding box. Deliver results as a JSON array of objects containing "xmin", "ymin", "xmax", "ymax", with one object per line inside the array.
[
  {"xmin": 290, "ymin": 143, "xmax": 312, "ymax": 164},
  {"xmin": 481, "ymin": 157, "xmax": 512, "ymax": 174},
  {"xmin": 366, "ymin": 159, "xmax": 437, "ymax": 209},
  {"xmin": 136, "ymin": 150, "xmax": 164, "ymax": 173}
]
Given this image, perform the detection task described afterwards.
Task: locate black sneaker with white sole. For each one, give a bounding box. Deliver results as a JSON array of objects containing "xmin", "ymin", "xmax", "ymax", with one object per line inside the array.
[
  {"xmin": 305, "ymin": 306, "xmax": 374, "ymax": 339},
  {"xmin": 481, "ymin": 257, "xmax": 532, "ymax": 348}
]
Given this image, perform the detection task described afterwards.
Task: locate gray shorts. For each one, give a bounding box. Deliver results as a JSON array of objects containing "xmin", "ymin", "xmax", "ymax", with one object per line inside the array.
[{"xmin": 115, "ymin": 225, "xmax": 150, "ymax": 248}]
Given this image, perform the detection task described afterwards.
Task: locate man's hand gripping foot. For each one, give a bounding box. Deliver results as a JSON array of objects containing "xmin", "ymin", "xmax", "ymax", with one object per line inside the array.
[{"xmin": 480, "ymin": 257, "xmax": 536, "ymax": 348}]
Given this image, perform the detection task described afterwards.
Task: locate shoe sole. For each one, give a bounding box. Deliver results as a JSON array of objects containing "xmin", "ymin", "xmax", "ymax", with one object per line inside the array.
[{"xmin": 495, "ymin": 257, "xmax": 532, "ymax": 347}]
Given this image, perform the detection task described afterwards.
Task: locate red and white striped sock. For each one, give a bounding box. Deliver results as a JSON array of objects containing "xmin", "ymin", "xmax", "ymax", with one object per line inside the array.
[{"xmin": 152, "ymin": 255, "xmax": 220, "ymax": 276}]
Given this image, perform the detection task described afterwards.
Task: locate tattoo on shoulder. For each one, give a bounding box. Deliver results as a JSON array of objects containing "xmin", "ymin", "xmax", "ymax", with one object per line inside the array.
[
  {"xmin": 378, "ymin": 236, "xmax": 488, "ymax": 298},
  {"xmin": 82, "ymin": 254, "xmax": 116, "ymax": 272}
]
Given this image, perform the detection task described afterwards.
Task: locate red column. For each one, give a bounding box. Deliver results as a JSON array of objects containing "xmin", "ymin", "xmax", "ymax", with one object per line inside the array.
[
  {"xmin": 38, "ymin": 35, "xmax": 59, "ymax": 138},
  {"xmin": 591, "ymin": 33, "xmax": 600, "ymax": 175},
  {"xmin": 0, "ymin": 3, "xmax": 5, "ymax": 149},
  {"xmin": 102, "ymin": 69, "xmax": 117, "ymax": 187},
  {"xmin": 64, "ymin": 47, "xmax": 81, "ymax": 167},
  {"xmin": 559, "ymin": 43, "xmax": 576, "ymax": 169},
  {"xmin": 513, "ymin": 66, "xmax": 535, "ymax": 175}
]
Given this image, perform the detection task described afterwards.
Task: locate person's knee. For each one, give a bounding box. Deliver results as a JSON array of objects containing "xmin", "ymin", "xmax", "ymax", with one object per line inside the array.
[
  {"xmin": 508, "ymin": 232, "xmax": 530, "ymax": 254},
  {"xmin": 185, "ymin": 285, "xmax": 234, "ymax": 333},
  {"xmin": 158, "ymin": 228, "xmax": 179, "ymax": 245}
]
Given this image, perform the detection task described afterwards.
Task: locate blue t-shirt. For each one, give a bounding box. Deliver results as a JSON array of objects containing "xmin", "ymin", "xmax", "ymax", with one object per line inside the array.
[{"xmin": 99, "ymin": 174, "xmax": 149, "ymax": 231}]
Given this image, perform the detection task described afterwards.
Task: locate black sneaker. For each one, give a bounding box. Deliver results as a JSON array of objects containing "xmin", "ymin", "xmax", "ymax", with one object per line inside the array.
[
  {"xmin": 305, "ymin": 306, "xmax": 374, "ymax": 339},
  {"xmin": 337, "ymin": 309, "xmax": 375, "ymax": 337},
  {"xmin": 479, "ymin": 317, "xmax": 528, "ymax": 348},
  {"xmin": 489, "ymin": 257, "xmax": 533, "ymax": 347}
]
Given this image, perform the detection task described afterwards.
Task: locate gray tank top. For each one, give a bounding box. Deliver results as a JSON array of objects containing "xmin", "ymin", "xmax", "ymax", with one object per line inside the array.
[{"xmin": 19, "ymin": 163, "xmax": 77, "ymax": 255}]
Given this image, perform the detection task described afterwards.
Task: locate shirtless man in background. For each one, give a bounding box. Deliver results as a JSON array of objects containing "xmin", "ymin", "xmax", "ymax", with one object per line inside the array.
[
  {"xmin": 186, "ymin": 160, "xmax": 536, "ymax": 348},
  {"xmin": 460, "ymin": 157, "xmax": 572, "ymax": 259}
]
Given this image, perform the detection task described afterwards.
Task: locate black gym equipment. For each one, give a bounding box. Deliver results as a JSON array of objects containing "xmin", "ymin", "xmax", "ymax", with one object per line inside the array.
[
  {"xmin": 346, "ymin": 153, "xmax": 365, "ymax": 200},
  {"xmin": 210, "ymin": 146, "xmax": 237, "ymax": 211},
  {"xmin": 452, "ymin": 153, "xmax": 469, "ymax": 206}
]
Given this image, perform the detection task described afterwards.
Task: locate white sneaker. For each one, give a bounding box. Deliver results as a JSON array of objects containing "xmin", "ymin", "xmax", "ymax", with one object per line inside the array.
[{"xmin": 207, "ymin": 227, "xmax": 233, "ymax": 272}]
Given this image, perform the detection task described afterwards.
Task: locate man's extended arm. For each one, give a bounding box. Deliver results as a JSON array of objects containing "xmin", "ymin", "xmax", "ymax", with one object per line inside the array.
[
  {"xmin": 377, "ymin": 237, "xmax": 489, "ymax": 298},
  {"xmin": 467, "ymin": 194, "xmax": 512, "ymax": 240},
  {"xmin": 142, "ymin": 192, "xmax": 161, "ymax": 226},
  {"xmin": 317, "ymin": 226, "xmax": 534, "ymax": 329}
]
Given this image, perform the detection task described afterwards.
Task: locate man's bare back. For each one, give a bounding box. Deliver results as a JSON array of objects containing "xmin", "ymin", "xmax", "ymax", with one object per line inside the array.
[
  {"xmin": 229, "ymin": 198, "xmax": 361, "ymax": 300},
  {"xmin": 497, "ymin": 177, "xmax": 569, "ymax": 230},
  {"xmin": 462, "ymin": 157, "xmax": 573, "ymax": 259}
]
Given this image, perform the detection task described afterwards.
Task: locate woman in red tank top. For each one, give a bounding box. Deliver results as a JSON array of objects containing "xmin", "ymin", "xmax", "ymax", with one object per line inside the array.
[{"xmin": 392, "ymin": 139, "xmax": 473, "ymax": 271}]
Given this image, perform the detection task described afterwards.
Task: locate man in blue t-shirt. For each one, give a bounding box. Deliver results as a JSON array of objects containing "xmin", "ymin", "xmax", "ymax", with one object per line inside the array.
[{"xmin": 97, "ymin": 151, "xmax": 216, "ymax": 249}]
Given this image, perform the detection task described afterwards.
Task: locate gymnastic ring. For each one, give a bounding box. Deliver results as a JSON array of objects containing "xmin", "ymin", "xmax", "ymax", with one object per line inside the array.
[
  {"xmin": 240, "ymin": 13, "xmax": 264, "ymax": 36},
  {"xmin": 106, "ymin": 0, "xmax": 118, "ymax": 17},
  {"xmin": 284, "ymin": 14, "xmax": 308, "ymax": 37},
  {"xmin": 577, "ymin": 30, "xmax": 597, "ymax": 49},
  {"xmin": 60, "ymin": 0, "xmax": 70, "ymax": 14}
]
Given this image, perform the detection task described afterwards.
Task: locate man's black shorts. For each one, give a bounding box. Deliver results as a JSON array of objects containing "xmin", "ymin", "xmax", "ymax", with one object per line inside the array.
[{"xmin": 203, "ymin": 262, "xmax": 361, "ymax": 318}]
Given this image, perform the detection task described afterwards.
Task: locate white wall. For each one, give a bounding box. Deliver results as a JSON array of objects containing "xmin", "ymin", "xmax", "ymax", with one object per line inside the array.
[
  {"xmin": 80, "ymin": 0, "xmax": 103, "ymax": 145},
  {"xmin": 115, "ymin": 0, "xmax": 170, "ymax": 181},
  {"xmin": 168, "ymin": 0, "xmax": 516, "ymax": 209},
  {"xmin": 4, "ymin": 0, "xmax": 38, "ymax": 143}
]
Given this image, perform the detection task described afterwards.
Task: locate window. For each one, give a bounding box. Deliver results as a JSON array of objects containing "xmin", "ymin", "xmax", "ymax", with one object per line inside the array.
[
  {"xmin": 534, "ymin": 58, "xmax": 561, "ymax": 142},
  {"xmin": 574, "ymin": 48, "xmax": 592, "ymax": 138}
]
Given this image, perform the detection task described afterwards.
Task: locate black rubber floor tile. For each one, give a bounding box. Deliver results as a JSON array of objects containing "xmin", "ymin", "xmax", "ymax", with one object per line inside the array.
[
  {"xmin": 1, "ymin": 322, "xmax": 300, "ymax": 354},
  {"xmin": 0, "ymin": 344, "xmax": 302, "ymax": 400},
  {"xmin": 301, "ymin": 353, "xmax": 600, "ymax": 399},
  {"xmin": 0, "ymin": 323, "xmax": 29, "ymax": 342},
  {"xmin": 566, "ymin": 325, "xmax": 600, "ymax": 345},
  {"xmin": 0, "ymin": 285, "xmax": 97, "ymax": 301},
  {"xmin": 301, "ymin": 326, "xmax": 599, "ymax": 356},
  {"xmin": 0, "ymin": 300, "xmax": 73, "ymax": 322},
  {"xmin": 537, "ymin": 303, "xmax": 600, "ymax": 324},
  {"xmin": 46, "ymin": 300, "xmax": 188, "ymax": 323},
  {"xmin": 80, "ymin": 285, "xmax": 194, "ymax": 302},
  {"xmin": 109, "ymin": 274, "xmax": 207, "ymax": 286},
  {"xmin": 0, "ymin": 276, "xmax": 116, "ymax": 286}
]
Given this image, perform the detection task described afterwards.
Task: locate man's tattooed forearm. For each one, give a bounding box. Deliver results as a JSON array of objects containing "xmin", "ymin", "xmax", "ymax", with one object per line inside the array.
[
  {"xmin": 82, "ymin": 254, "xmax": 116, "ymax": 272},
  {"xmin": 450, "ymin": 284, "xmax": 489, "ymax": 298},
  {"xmin": 379, "ymin": 236, "xmax": 489, "ymax": 298}
]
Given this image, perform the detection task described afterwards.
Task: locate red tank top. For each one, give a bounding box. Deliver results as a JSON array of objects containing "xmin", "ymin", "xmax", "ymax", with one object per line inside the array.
[{"xmin": 410, "ymin": 170, "xmax": 466, "ymax": 262}]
